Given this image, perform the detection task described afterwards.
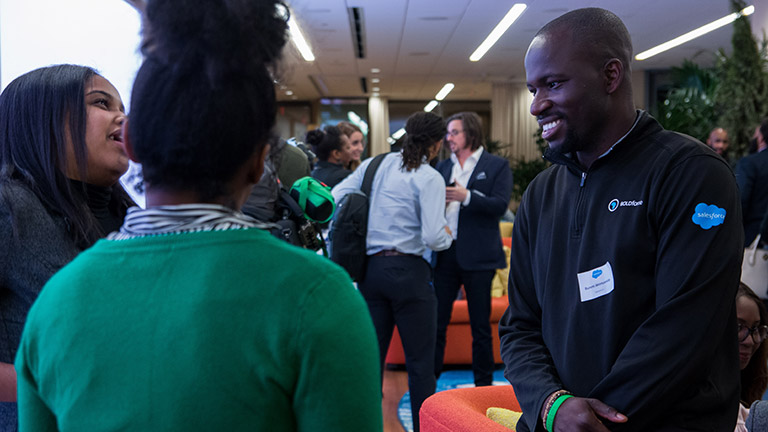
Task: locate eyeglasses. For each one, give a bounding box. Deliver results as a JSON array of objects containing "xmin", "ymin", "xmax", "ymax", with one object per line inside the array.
[
  {"xmin": 446, "ymin": 129, "xmax": 464, "ymax": 137},
  {"xmin": 738, "ymin": 323, "xmax": 768, "ymax": 343}
]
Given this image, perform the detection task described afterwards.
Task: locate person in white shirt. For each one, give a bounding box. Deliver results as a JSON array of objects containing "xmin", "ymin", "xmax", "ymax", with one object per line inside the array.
[{"xmin": 332, "ymin": 111, "xmax": 452, "ymax": 431}]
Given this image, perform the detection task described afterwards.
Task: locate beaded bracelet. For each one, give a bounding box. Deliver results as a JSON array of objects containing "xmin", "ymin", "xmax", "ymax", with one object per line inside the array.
[
  {"xmin": 541, "ymin": 389, "xmax": 570, "ymax": 425},
  {"xmin": 545, "ymin": 394, "xmax": 574, "ymax": 432}
]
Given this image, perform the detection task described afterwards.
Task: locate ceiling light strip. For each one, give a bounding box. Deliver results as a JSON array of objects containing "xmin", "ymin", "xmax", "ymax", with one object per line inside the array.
[
  {"xmin": 435, "ymin": 83, "xmax": 455, "ymax": 101},
  {"xmin": 423, "ymin": 100, "xmax": 439, "ymax": 112},
  {"xmin": 469, "ymin": 3, "xmax": 527, "ymax": 62},
  {"xmin": 288, "ymin": 15, "xmax": 315, "ymax": 61},
  {"xmin": 392, "ymin": 128, "xmax": 406, "ymax": 140},
  {"xmin": 635, "ymin": 5, "xmax": 755, "ymax": 61}
]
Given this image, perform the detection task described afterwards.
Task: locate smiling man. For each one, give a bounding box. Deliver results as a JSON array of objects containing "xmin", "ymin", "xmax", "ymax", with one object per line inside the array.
[{"xmin": 498, "ymin": 8, "xmax": 743, "ymax": 432}]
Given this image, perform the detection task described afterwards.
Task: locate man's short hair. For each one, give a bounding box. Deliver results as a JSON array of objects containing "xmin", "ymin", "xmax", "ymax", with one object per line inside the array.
[
  {"xmin": 536, "ymin": 8, "xmax": 633, "ymax": 80},
  {"xmin": 446, "ymin": 111, "xmax": 484, "ymax": 151}
]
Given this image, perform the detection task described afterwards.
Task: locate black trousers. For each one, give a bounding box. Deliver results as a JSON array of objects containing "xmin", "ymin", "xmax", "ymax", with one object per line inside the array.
[
  {"xmin": 358, "ymin": 254, "xmax": 436, "ymax": 432},
  {"xmin": 434, "ymin": 243, "xmax": 495, "ymax": 386}
]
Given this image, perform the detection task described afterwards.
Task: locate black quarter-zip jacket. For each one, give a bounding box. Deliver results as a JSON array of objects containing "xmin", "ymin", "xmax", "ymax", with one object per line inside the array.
[{"xmin": 500, "ymin": 111, "xmax": 743, "ymax": 432}]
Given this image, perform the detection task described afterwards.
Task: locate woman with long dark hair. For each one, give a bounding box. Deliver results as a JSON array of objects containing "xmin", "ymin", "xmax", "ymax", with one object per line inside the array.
[
  {"xmin": 0, "ymin": 64, "xmax": 132, "ymax": 430},
  {"xmin": 333, "ymin": 111, "xmax": 453, "ymax": 431},
  {"xmin": 14, "ymin": 1, "xmax": 381, "ymax": 431}
]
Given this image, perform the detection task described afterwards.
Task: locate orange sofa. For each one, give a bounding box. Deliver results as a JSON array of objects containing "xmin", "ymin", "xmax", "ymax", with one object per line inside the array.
[
  {"xmin": 420, "ymin": 385, "xmax": 521, "ymax": 431},
  {"xmin": 386, "ymin": 226, "xmax": 513, "ymax": 366},
  {"xmin": 384, "ymin": 295, "xmax": 509, "ymax": 365}
]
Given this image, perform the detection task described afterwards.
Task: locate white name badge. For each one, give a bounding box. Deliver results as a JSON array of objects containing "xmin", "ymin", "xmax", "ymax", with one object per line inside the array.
[{"xmin": 577, "ymin": 262, "xmax": 615, "ymax": 302}]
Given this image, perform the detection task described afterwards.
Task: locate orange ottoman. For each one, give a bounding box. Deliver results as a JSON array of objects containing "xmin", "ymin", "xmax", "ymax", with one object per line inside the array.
[{"xmin": 420, "ymin": 385, "xmax": 521, "ymax": 431}]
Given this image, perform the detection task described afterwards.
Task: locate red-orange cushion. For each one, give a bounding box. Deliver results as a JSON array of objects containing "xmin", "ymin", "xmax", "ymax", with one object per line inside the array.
[
  {"xmin": 385, "ymin": 296, "xmax": 509, "ymax": 365},
  {"xmin": 420, "ymin": 385, "xmax": 521, "ymax": 431}
]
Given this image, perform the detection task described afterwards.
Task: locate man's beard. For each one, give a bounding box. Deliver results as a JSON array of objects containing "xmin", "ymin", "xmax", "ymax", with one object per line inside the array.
[{"xmin": 551, "ymin": 125, "xmax": 583, "ymax": 156}]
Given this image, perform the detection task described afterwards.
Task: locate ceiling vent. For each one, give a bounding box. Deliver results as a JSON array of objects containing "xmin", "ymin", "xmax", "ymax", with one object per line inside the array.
[
  {"xmin": 347, "ymin": 7, "xmax": 366, "ymax": 59},
  {"xmin": 360, "ymin": 77, "xmax": 368, "ymax": 94}
]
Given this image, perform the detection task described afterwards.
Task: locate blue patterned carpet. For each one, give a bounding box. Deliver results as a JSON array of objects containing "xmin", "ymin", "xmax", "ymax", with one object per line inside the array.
[{"xmin": 398, "ymin": 368, "xmax": 510, "ymax": 432}]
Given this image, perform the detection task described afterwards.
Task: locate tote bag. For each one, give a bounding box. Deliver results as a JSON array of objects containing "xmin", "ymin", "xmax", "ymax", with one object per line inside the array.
[{"xmin": 742, "ymin": 234, "xmax": 768, "ymax": 299}]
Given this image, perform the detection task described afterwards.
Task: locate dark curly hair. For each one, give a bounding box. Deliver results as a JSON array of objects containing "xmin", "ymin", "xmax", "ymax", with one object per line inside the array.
[
  {"xmin": 401, "ymin": 112, "xmax": 445, "ymax": 171},
  {"xmin": 128, "ymin": 0, "xmax": 289, "ymax": 201}
]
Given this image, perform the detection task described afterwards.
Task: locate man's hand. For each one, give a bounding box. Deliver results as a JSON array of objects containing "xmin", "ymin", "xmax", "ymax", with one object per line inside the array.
[
  {"xmin": 445, "ymin": 182, "xmax": 468, "ymax": 203},
  {"xmin": 552, "ymin": 397, "xmax": 627, "ymax": 432}
]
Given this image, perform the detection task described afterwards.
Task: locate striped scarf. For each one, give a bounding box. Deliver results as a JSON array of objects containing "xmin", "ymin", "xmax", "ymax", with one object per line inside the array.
[{"xmin": 107, "ymin": 204, "xmax": 273, "ymax": 240}]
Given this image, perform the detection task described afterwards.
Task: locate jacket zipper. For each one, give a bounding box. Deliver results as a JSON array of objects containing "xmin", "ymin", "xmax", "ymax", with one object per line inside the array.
[
  {"xmin": 543, "ymin": 150, "xmax": 590, "ymax": 238},
  {"xmin": 572, "ymin": 171, "xmax": 587, "ymax": 237}
]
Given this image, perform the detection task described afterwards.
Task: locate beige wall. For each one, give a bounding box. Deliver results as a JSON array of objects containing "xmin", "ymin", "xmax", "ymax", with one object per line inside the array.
[{"xmin": 631, "ymin": 70, "xmax": 647, "ymax": 110}]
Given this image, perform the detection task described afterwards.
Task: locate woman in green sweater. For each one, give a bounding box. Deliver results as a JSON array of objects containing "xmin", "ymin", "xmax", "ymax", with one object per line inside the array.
[{"xmin": 14, "ymin": 1, "xmax": 382, "ymax": 431}]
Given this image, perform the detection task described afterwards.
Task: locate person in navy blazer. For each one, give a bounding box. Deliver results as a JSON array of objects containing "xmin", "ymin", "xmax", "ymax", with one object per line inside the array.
[
  {"xmin": 736, "ymin": 118, "xmax": 768, "ymax": 247},
  {"xmin": 433, "ymin": 111, "xmax": 513, "ymax": 386}
]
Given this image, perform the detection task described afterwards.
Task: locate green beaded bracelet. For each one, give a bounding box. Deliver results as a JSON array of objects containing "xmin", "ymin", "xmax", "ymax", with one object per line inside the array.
[{"xmin": 545, "ymin": 394, "xmax": 573, "ymax": 432}]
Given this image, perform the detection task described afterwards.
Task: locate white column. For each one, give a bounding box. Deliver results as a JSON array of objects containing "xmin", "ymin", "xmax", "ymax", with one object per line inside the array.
[{"xmin": 367, "ymin": 96, "xmax": 390, "ymax": 157}]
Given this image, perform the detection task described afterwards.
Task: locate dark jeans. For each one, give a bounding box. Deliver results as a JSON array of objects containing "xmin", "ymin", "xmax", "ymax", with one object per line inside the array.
[
  {"xmin": 358, "ymin": 255, "xmax": 436, "ymax": 432},
  {"xmin": 434, "ymin": 244, "xmax": 495, "ymax": 386}
]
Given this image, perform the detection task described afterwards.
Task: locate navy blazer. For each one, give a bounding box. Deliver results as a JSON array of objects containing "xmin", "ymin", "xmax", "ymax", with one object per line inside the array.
[
  {"xmin": 436, "ymin": 150, "xmax": 513, "ymax": 270},
  {"xmin": 735, "ymin": 150, "xmax": 768, "ymax": 246}
]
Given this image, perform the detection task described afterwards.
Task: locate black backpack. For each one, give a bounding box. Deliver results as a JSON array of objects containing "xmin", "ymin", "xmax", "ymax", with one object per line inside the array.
[
  {"xmin": 270, "ymin": 187, "xmax": 326, "ymax": 251},
  {"xmin": 329, "ymin": 153, "xmax": 387, "ymax": 281}
]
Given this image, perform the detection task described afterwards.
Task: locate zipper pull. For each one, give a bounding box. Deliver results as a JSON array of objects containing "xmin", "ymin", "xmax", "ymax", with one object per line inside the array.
[{"xmin": 580, "ymin": 172, "xmax": 587, "ymax": 187}]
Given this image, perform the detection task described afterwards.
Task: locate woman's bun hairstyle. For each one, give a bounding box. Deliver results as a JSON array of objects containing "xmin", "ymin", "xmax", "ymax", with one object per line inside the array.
[
  {"xmin": 141, "ymin": 0, "xmax": 287, "ymax": 75},
  {"xmin": 304, "ymin": 129, "xmax": 326, "ymax": 150},
  {"xmin": 129, "ymin": 0, "xmax": 289, "ymax": 200},
  {"xmin": 305, "ymin": 126, "xmax": 343, "ymax": 162}
]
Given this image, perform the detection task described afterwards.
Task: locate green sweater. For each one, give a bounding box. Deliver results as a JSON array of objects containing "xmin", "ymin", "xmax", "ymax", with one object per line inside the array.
[{"xmin": 15, "ymin": 228, "xmax": 382, "ymax": 431}]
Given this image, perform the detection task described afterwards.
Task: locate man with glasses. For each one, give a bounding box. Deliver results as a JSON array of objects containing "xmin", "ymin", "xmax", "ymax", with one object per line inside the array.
[{"xmin": 433, "ymin": 111, "xmax": 512, "ymax": 387}]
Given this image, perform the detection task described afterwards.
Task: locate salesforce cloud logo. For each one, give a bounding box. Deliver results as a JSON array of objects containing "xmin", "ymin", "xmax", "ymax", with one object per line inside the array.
[{"xmin": 691, "ymin": 203, "xmax": 726, "ymax": 229}]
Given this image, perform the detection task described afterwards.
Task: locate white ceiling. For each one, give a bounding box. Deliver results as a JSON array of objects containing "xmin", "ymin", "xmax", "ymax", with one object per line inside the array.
[{"xmin": 277, "ymin": 0, "xmax": 767, "ymax": 102}]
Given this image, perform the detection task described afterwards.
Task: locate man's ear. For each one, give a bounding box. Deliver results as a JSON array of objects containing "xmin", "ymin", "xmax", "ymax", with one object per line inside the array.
[
  {"xmin": 121, "ymin": 119, "xmax": 141, "ymax": 163},
  {"xmin": 603, "ymin": 58, "xmax": 624, "ymax": 94}
]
